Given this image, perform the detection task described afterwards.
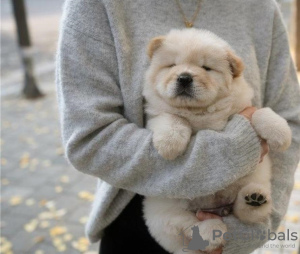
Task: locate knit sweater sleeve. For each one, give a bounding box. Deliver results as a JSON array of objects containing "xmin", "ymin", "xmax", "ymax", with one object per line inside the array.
[
  {"xmin": 56, "ymin": 0, "xmax": 261, "ymax": 199},
  {"xmin": 222, "ymin": 3, "xmax": 300, "ymax": 254}
]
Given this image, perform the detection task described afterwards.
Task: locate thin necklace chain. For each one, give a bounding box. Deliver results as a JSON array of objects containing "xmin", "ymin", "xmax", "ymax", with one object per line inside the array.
[{"xmin": 175, "ymin": 0, "xmax": 202, "ymax": 28}]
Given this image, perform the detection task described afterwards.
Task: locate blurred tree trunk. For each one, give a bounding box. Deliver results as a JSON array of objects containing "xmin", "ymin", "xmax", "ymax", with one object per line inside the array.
[
  {"xmin": 297, "ymin": 0, "xmax": 300, "ymax": 70},
  {"xmin": 11, "ymin": 0, "xmax": 43, "ymax": 99}
]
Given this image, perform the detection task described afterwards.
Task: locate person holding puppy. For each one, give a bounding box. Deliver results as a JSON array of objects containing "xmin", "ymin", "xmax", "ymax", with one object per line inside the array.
[{"xmin": 56, "ymin": 0, "xmax": 300, "ymax": 254}]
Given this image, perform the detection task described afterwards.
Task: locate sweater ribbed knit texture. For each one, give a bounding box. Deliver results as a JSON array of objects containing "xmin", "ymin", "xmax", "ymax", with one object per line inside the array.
[{"xmin": 56, "ymin": 0, "xmax": 300, "ymax": 253}]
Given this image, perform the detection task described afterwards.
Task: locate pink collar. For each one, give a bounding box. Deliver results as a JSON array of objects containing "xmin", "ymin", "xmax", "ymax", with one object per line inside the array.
[{"xmin": 200, "ymin": 203, "xmax": 233, "ymax": 217}]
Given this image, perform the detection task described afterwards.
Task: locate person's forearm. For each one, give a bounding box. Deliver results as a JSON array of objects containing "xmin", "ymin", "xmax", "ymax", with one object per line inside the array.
[{"xmin": 64, "ymin": 111, "xmax": 261, "ymax": 199}]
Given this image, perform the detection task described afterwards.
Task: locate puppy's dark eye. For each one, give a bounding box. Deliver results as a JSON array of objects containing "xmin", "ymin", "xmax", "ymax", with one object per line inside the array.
[
  {"xmin": 167, "ymin": 64, "xmax": 176, "ymax": 68},
  {"xmin": 203, "ymin": 66, "xmax": 212, "ymax": 71}
]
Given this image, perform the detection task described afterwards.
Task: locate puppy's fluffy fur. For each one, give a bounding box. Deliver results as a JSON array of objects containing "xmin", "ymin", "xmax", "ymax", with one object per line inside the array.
[{"xmin": 142, "ymin": 29, "xmax": 292, "ymax": 254}]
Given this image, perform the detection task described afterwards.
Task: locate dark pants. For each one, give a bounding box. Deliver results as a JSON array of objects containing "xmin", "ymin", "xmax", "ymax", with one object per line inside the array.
[{"xmin": 99, "ymin": 194, "xmax": 171, "ymax": 254}]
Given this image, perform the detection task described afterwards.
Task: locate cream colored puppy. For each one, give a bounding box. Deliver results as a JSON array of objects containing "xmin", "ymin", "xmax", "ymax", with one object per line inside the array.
[{"xmin": 142, "ymin": 29, "xmax": 292, "ymax": 254}]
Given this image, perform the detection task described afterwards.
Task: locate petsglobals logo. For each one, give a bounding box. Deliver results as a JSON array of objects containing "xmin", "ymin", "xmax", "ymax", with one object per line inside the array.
[
  {"xmin": 212, "ymin": 229, "xmax": 298, "ymax": 242},
  {"xmin": 179, "ymin": 227, "xmax": 299, "ymax": 253}
]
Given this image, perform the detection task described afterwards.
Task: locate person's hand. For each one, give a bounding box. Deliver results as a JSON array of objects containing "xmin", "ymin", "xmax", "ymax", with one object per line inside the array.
[
  {"xmin": 259, "ymin": 138, "xmax": 269, "ymax": 163},
  {"xmin": 239, "ymin": 106, "xmax": 257, "ymax": 121},
  {"xmin": 196, "ymin": 211, "xmax": 223, "ymax": 254},
  {"xmin": 239, "ymin": 107, "xmax": 269, "ymax": 163}
]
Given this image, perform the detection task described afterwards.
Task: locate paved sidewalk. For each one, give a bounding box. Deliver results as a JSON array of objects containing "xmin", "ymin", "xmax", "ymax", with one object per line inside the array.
[{"xmin": 1, "ymin": 90, "xmax": 99, "ymax": 254}]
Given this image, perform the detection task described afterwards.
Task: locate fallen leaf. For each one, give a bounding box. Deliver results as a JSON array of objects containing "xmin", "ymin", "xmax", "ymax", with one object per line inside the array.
[
  {"xmin": 24, "ymin": 219, "xmax": 39, "ymax": 232},
  {"xmin": 278, "ymin": 225, "xmax": 285, "ymax": 232},
  {"xmin": 53, "ymin": 237, "xmax": 63, "ymax": 246},
  {"xmin": 54, "ymin": 209, "xmax": 67, "ymax": 219},
  {"xmin": 60, "ymin": 176, "xmax": 69, "ymax": 184},
  {"xmin": 19, "ymin": 153, "xmax": 30, "ymax": 168},
  {"xmin": 29, "ymin": 158, "xmax": 39, "ymax": 171},
  {"xmin": 72, "ymin": 237, "xmax": 89, "ymax": 252},
  {"xmin": 45, "ymin": 201, "xmax": 56, "ymax": 210},
  {"xmin": 294, "ymin": 182, "xmax": 300, "ymax": 190},
  {"xmin": 39, "ymin": 221, "xmax": 50, "ymax": 229},
  {"xmin": 55, "ymin": 186, "xmax": 63, "ymax": 193},
  {"xmin": 78, "ymin": 191, "xmax": 94, "ymax": 202},
  {"xmin": 293, "ymin": 200, "xmax": 300, "ymax": 206},
  {"xmin": 1, "ymin": 178, "xmax": 9, "ymax": 186},
  {"xmin": 56, "ymin": 147, "xmax": 64, "ymax": 156},
  {"xmin": 25, "ymin": 114, "xmax": 35, "ymax": 121},
  {"xmin": 39, "ymin": 199, "xmax": 48, "ymax": 207},
  {"xmin": 79, "ymin": 216, "xmax": 88, "ymax": 224},
  {"xmin": 286, "ymin": 215, "xmax": 299, "ymax": 223},
  {"xmin": 63, "ymin": 234, "xmax": 73, "ymax": 242},
  {"xmin": 9, "ymin": 196, "xmax": 22, "ymax": 206},
  {"xmin": 33, "ymin": 236, "xmax": 45, "ymax": 244},
  {"xmin": 42, "ymin": 160, "xmax": 51, "ymax": 167},
  {"xmin": 25, "ymin": 198, "xmax": 36, "ymax": 206},
  {"xmin": 21, "ymin": 137, "xmax": 37, "ymax": 147},
  {"xmin": 78, "ymin": 237, "xmax": 89, "ymax": 245},
  {"xmin": 49, "ymin": 226, "xmax": 67, "ymax": 237},
  {"xmin": 0, "ymin": 239, "xmax": 12, "ymax": 253},
  {"xmin": 1, "ymin": 158, "xmax": 7, "ymax": 166},
  {"xmin": 57, "ymin": 243, "xmax": 66, "ymax": 252}
]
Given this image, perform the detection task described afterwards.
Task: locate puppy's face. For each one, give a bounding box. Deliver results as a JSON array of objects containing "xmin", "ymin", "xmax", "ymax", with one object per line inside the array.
[{"xmin": 146, "ymin": 29, "xmax": 244, "ymax": 108}]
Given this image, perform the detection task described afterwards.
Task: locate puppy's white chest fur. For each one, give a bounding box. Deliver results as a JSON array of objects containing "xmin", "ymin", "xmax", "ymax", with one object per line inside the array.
[{"xmin": 174, "ymin": 105, "xmax": 234, "ymax": 132}]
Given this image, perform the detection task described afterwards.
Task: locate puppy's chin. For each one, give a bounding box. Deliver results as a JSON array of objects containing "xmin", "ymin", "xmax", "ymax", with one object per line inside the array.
[
  {"xmin": 162, "ymin": 94, "xmax": 216, "ymax": 109},
  {"xmin": 156, "ymin": 84, "xmax": 218, "ymax": 109}
]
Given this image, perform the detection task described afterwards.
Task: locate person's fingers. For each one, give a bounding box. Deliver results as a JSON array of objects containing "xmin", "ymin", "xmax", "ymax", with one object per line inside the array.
[
  {"xmin": 259, "ymin": 138, "xmax": 269, "ymax": 163},
  {"xmin": 239, "ymin": 106, "xmax": 257, "ymax": 120},
  {"xmin": 196, "ymin": 211, "xmax": 222, "ymax": 221}
]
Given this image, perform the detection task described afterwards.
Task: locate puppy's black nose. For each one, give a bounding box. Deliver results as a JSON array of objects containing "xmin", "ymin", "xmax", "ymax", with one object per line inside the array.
[{"xmin": 177, "ymin": 73, "xmax": 193, "ymax": 86}]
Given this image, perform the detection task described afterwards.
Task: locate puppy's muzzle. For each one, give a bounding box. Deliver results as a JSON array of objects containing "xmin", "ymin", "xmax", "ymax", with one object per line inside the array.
[{"xmin": 176, "ymin": 73, "xmax": 194, "ymax": 97}]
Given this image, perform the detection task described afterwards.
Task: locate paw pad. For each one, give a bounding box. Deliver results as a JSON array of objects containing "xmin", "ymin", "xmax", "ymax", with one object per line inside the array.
[{"xmin": 245, "ymin": 193, "xmax": 267, "ymax": 207}]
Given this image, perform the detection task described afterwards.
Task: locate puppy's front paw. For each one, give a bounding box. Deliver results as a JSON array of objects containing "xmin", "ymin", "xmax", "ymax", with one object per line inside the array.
[
  {"xmin": 153, "ymin": 129, "xmax": 191, "ymax": 160},
  {"xmin": 185, "ymin": 219, "xmax": 227, "ymax": 252},
  {"xmin": 252, "ymin": 108, "xmax": 292, "ymax": 151}
]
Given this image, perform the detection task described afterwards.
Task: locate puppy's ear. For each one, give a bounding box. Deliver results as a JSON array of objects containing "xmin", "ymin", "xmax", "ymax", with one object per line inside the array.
[
  {"xmin": 147, "ymin": 36, "xmax": 165, "ymax": 59},
  {"xmin": 227, "ymin": 50, "xmax": 244, "ymax": 78}
]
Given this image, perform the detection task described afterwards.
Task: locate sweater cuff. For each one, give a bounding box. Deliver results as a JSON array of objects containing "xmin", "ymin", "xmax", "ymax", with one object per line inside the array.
[
  {"xmin": 225, "ymin": 114, "xmax": 261, "ymax": 169},
  {"xmin": 222, "ymin": 215, "xmax": 271, "ymax": 254}
]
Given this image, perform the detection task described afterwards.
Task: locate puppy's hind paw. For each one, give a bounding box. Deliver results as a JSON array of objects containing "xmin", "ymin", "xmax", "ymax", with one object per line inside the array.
[
  {"xmin": 234, "ymin": 183, "xmax": 272, "ymax": 224},
  {"xmin": 245, "ymin": 193, "xmax": 267, "ymax": 207}
]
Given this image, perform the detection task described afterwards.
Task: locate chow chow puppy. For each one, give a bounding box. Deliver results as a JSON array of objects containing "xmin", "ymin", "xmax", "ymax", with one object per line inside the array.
[{"xmin": 142, "ymin": 29, "xmax": 292, "ymax": 254}]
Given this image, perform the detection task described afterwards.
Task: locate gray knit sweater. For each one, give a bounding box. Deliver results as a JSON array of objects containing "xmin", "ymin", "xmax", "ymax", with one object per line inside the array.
[{"xmin": 56, "ymin": 0, "xmax": 300, "ymax": 253}]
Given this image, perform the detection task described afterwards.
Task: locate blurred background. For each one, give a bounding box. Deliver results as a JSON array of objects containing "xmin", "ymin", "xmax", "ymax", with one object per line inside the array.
[{"xmin": 1, "ymin": 0, "xmax": 300, "ymax": 254}]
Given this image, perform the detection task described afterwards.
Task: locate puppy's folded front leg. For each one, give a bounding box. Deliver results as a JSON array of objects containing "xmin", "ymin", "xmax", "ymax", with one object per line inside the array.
[
  {"xmin": 147, "ymin": 113, "xmax": 192, "ymax": 160},
  {"xmin": 251, "ymin": 108, "xmax": 292, "ymax": 151}
]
